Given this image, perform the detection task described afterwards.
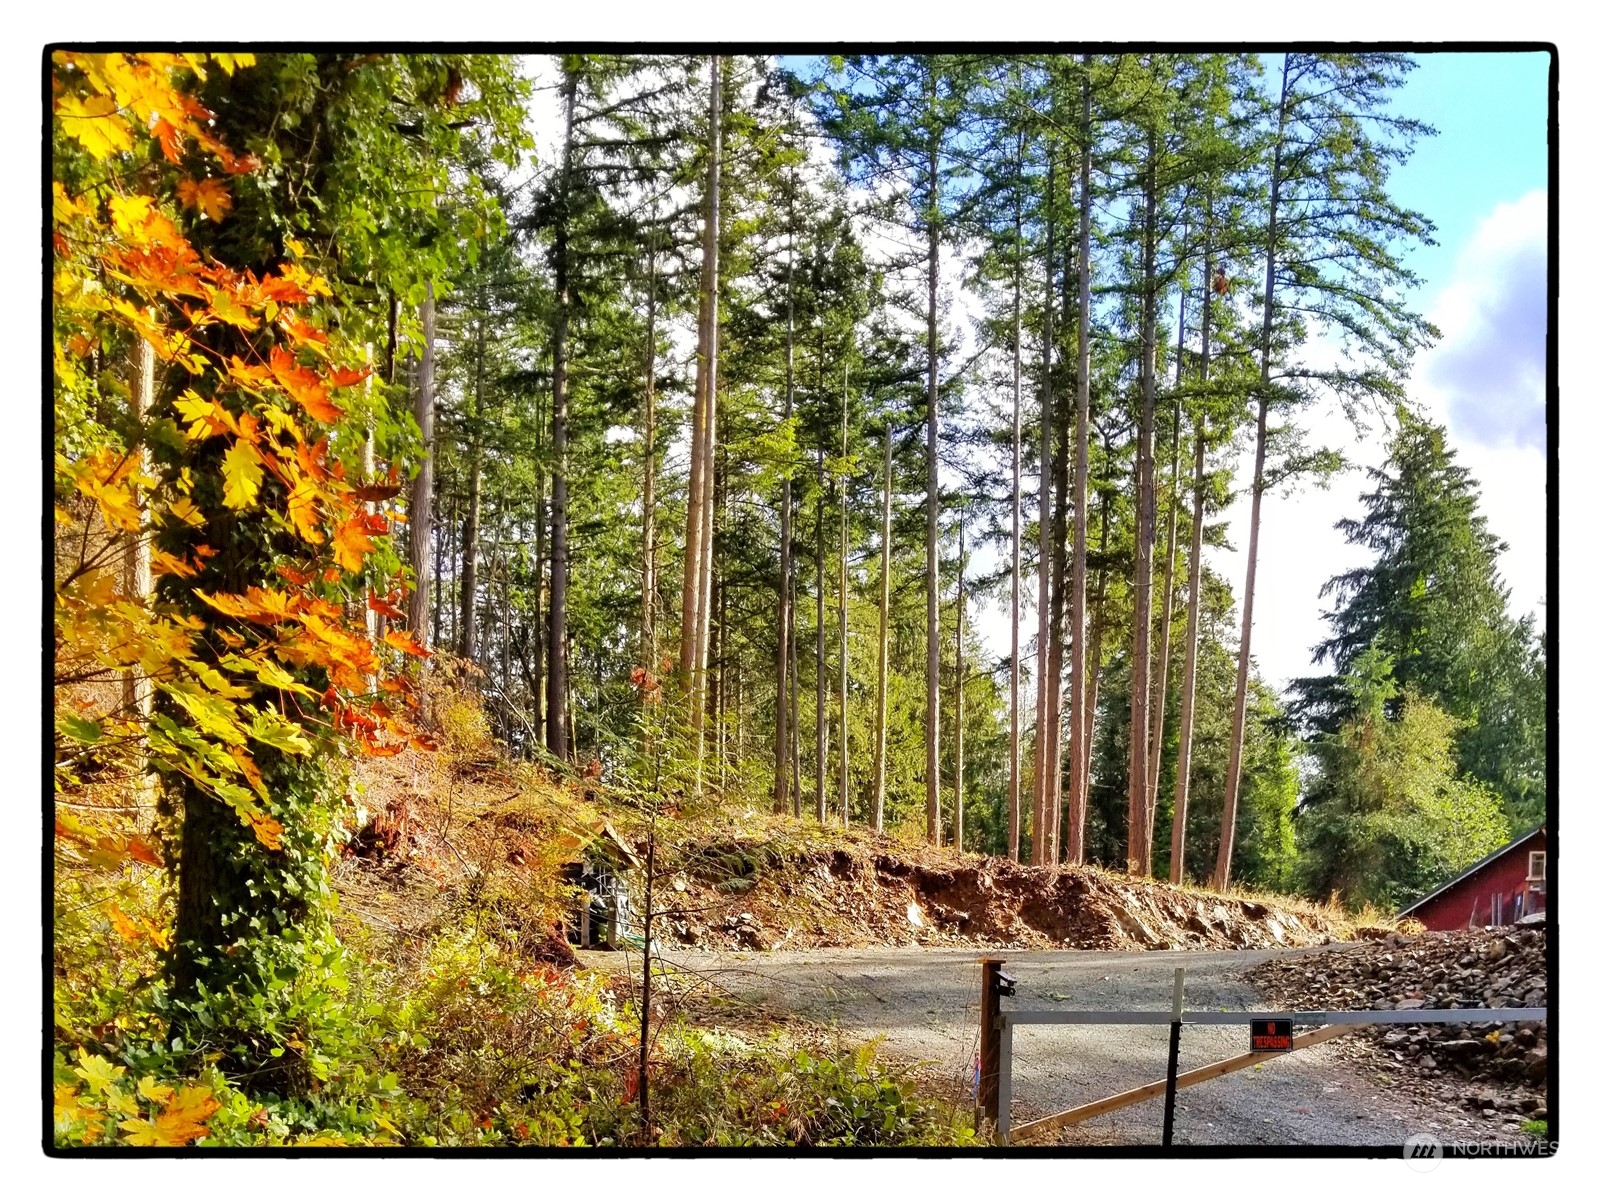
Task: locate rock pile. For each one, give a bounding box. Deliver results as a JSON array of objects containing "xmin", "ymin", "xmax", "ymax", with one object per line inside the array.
[
  {"xmin": 656, "ymin": 837, "xmax": 1364, "ymax": 953},
  {"xmin": 1247, "ymin": 927, "xmax": 1547, "ymax": 1118}
]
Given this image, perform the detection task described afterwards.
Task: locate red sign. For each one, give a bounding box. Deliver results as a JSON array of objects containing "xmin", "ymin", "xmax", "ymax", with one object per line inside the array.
[{"xmin": 1250, "ymin": 1019, "xmax": 1293, "ymax": 1053}]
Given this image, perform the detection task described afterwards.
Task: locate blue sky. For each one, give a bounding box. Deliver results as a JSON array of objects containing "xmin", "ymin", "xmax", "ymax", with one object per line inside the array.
[{"xmin": 1213, "ymin": 50, "xmax": 1550, "ymax": 688}]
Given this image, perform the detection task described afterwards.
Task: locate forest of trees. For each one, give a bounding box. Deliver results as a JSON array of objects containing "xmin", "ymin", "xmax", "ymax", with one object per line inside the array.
[
  {"xmin": 54, "ymin": 49, "xmax": 1547, "ymax": 1013},
  {"xmin": 379, "ymin": 52, "xmax": 1543, "ymax": 888}
]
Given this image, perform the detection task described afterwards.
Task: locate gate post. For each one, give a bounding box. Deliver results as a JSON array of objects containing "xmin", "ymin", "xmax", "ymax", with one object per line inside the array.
[
  {"xmin": 1161, "ymin": 966, "xmax": 1185, "ymax": 1148},
  {"xmin": 978, "ymin": 958, "xmax": 1003, "ymax": 1128}
]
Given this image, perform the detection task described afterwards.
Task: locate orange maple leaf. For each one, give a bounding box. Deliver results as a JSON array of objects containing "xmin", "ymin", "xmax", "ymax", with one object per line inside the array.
[
  {"xmin": 268, "ymin": 346, "xmax": 343, "ymax": 424},
  {"xmin": 176, "ymin": 177, "xmax": 232, "ymax": 223},
  {"xmin": 383, "ymin": 628, "xmax": 432, "ymax": 659}
]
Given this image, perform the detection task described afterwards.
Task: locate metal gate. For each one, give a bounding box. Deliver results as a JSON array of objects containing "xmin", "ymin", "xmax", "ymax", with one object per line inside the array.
[{"xmin": 976, "ymin": 958, "xmax": 1547, "ymax": 1145}]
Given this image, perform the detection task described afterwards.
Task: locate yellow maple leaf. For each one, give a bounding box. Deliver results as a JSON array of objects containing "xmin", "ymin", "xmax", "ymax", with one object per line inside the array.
[
  {"xmin": 221, "ymin": 440, "xmax": 264, "ymax": 509},
  {"xmin": 332, "ymin": 515, "xmax": 374, "ymax": 573},
  {"xmin": 165, "ymin": 496, "xmax": 205, "ymax": 527},
  {"xmin": 287, "ymin": 479, "xmax": 323, "ymax": 545},
  {"xmin": 74, "ymin": 1049, "xmax": 126, "ymax": 1096},
  {"xmin": 177, "ymin": 177, "xmax": 233, "ymax": 223},
  {"xmin": 119, "ymin": 1086, "xmax": 220, "ymax": 1146},
  {"xmin": 56, "ymin": 92, "xmax": 134, "ymax": 159}
]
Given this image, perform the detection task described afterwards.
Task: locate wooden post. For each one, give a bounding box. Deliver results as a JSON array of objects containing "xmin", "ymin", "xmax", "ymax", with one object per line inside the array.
[
  {"xmin": 1162, "ymin": 966, "xmax": 1185, "ymax": 1148},
  {"xmin": 978, "ymin": 958, "xmax": 1004, "ymax": 1128},
  {"xmin": 998, "ymin": 1015, "xmax": 1013, "ymax": 1145}
]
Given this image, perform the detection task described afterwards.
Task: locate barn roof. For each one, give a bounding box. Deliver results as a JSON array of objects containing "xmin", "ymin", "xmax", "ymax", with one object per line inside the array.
[{"xmin": 1397, "ymin": 824, "xmax": 1545, "ymax": 918}]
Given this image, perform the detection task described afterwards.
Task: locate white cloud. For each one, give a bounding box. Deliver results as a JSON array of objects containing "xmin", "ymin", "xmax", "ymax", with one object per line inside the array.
[
  {"xmin": 1420, "ymin": 190, "xmax": 1548, "ymax": 450},
  {"xmin": 1212, "ymin": 190, "xmax": 1549, "ymax": 691}
]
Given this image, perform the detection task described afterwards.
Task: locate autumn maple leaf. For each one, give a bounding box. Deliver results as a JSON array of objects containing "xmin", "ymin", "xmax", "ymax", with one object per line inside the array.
[
  {"xmin": 177, "ymin": 177, "xmax": 233, "ymax": 223},
  {"xmin": 383, "ymin": 628, "xmax": 432, "ymax": 659}
]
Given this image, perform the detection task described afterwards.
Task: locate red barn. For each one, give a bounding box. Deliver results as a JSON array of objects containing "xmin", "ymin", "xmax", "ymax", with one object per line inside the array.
[{"xmin": 1399, "ymin": 826, "xmax": 1546, "ymax": 930}]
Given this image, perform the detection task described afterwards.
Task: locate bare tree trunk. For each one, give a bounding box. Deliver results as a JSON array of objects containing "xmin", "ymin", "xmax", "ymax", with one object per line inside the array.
[
  {"xmin": 839, "ymin": 358, "xmax": 851, "ymax": 828},
  {"xmin": 695, "ymin": 387, "xmax": 717, "ymax": 779},
  {"xmin": 1215, "ymin": 65, "xmax": 1287, "ymax": 892},
  {"xmin": 1083, "ymin": 483, "xmax": 1111, "ymax": 845},
  {"xmin": 925, "ymin": 66, "xmax": 943, "ymax": 847},
  {"xmin": 408, "ymin": 282, "xmax": 436, "ymax": 642},
  {"xmin": 1008, "ymin": 127, "xmax": 1023, "ymax": 865},
  {"xmin": 1030, "ymin": 153, "xmax": 1055, "ymax": 865},
  {"xmin": 954, "ymin": 510, "xmax": 966, "ymax": 853},
  {"xmin": 642, "ymin": 232, "xmax": 659, "ymax": 672},
  {"xmin": 1146, "ymin": 280, "xmax": 1185, "ymax": 872},
  {"xmin": 1126, "ymin": 126, "xmax": 1159, "ymax": 877},
  {"xmin": 680, "ymin": 54, "xmax": 722, "ymax": 754},
  {"xmin": 1044, "ymin": 449, "xmax": 1068, "ymax": 865},
  {"xmin": 872, "ymin": 423, "xmax": 892, "ymax": 834},
  {"xmin": 1066, "ymin": 62, "xmax": 1093, "ymax": 865},
  {"xmin": 531, "ymin": 400, "xmax": 546, "ymax": 739},
  {"xmin": 460, "ymin": 316, "xmax": 485, "ymax": 662},
  {"xmin": 122, "ymin": 338, "xmax": 154, "ymax": 719},
  {"xmin": 546, "ymin": 67, "xmax": 577, "ymax": 761},
  {"xmin": 815, "ymin": 443, "xmax": 827, "ymax": 824},
  {"xmin": 775, "ymin": 190, "xmax": 796, "ymax": 815},
  {"xmin": 1171, "ymin": 231, "xmax": 1212, "ymax": 884},
  {"xmin": 790, "ymin": 564, "xmax": 803, "ymax": 818}
]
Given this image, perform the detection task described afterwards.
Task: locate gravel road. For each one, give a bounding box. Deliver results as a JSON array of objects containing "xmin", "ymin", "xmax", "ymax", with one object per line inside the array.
[{"xmin": 582, "ymin": 944, "xmax": 1464, "ymax": 1147}]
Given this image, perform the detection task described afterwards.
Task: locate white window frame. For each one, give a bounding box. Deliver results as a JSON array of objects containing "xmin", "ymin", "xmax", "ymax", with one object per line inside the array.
[{"xmin": 1528, "ymin": 851, "xmax": 1546, "ymax": 883}]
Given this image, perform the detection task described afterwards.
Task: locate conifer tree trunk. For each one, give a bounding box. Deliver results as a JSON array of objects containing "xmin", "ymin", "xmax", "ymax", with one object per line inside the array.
[
  {"xmin": 1066, "ymin": 63, "xmax": 1094, "ymax": 864},
  {"xmin": 1044, "ymin": 451, "xmax": 1068, "ymax": 864},
  {"xmin": 1083, "ymin": 481, "xmax": 1111, "ymax": 836},
  {"xmin": 1146, "ymin": 283, "xmax": 1185, "ymax": 871},
  {"xmin": 839, "ymin": 359, "xmax": 851, "ymax": 828},
  {"xmin": 1216, "ymin": 67, "xmax": 1288, "ymax": 891},
  {"xmin": 955, "ymin": 511, "xmax": 966, "ymax": 852},
  {"xmin": 459, "ymin": 315, "xmax": 485, "ymax": 662},
  {"xmin": 872, "ymin": 424, "xmax": 892, "ymax": 834},
  {"xmin": 546, "ymin": 67, "xmax": 577, "ymax": 761},
  {"xmin": 815, "ymin": 450, "xmax": 827, "ymax": 823},
  {"xmin": 408, "ymin": 282, "xmax": 436, "ymax": 642},
  {"xmin": 1030, "ymin": 154, "xmax": 1055, "ymax": 865},
  {"xmin": 1127, "ymin": 126, "xmax": 1158, "ymax": 877},
  {"xmin": 642, "ymin": 235, "xmax": 659, "ymax": 672},
  {"xmin": 1008, "ymin": 130, "xmax": 1023, "ymax": 865},
  {"xmin": 775, "ymin": 193, "xmax": 796, "ymax": 815},
  {"xmin": 531, "ymin": 399, "xmax": 545, "ymax": 737},
  {"xmin": 1171, "ymin": 234, "xmax": 1213, "ymax": 884},
  {"xmin": 680, "ymin": 55, "xmax": 722, "ymax": 751},
  {"xmin": 924, "ymin": 65, "xmax": 943, "ymax": 847}
]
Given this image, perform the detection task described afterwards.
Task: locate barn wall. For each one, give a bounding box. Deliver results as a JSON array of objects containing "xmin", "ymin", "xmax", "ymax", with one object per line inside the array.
[{"xmin": 1410, "ymin": 831, "xmax": 1546, "ymax": 930}]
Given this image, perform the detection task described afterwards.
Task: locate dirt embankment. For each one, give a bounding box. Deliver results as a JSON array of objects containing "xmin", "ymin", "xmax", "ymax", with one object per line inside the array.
[
  {"xmin": 659, "ymin": 833, "xmax": 1376, "ymax": 953},
  {"xmin": 1246, "ymin": 926, "xmax": 1548, "ymax": 1122}
]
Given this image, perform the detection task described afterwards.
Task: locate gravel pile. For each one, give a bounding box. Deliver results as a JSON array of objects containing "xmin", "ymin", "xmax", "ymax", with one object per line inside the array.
[{"xmin": 1247, "ymin": 927, "xmax": 1547, "ymax": 1121}]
